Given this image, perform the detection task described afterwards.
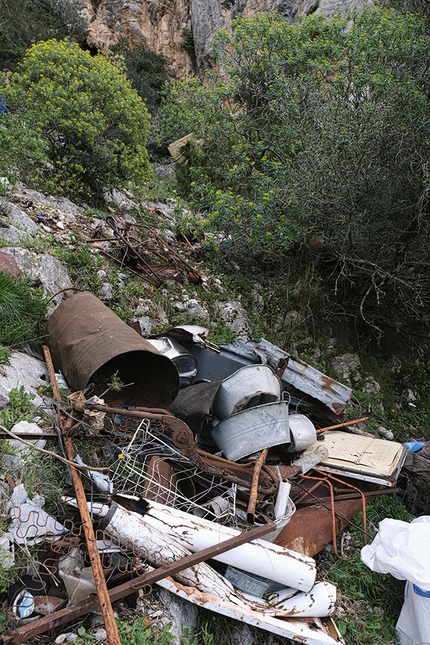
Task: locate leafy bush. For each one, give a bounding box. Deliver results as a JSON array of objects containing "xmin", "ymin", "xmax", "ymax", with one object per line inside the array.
[
  {"xmin": 158, "ymin": 7, "xmax": 430, "ymax": 350},
  {"xmin": 0, "ymin": 112, "xmax": 47, "ymax": 185},
  {"xmin": 0, "ymin": 0, "xmax": 85, "ymax": 70},
  {"xmin": 0, "ymin": 386, "xmax": 36, "ymax": 430},
  {"xmin": 6, "ymin": 39, "xmax": 152, "ymax": 203}
]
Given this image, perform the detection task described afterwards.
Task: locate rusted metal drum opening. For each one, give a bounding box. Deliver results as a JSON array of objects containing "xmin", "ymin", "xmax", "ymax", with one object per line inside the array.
[{"xmin": 45, "ymin": 292, "xmax": 179, "ymax": 409}]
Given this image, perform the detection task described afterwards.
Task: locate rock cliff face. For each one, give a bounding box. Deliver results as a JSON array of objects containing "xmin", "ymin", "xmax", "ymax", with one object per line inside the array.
[{"xmin": 78, "ymin": 0, "xmax": 371, "ymax": 77}]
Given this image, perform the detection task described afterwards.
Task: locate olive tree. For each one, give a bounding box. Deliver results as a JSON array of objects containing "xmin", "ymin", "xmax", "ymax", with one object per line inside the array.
[{"xmin": 7, "ymin": 39, "xmax": 151, "ymax": 202}]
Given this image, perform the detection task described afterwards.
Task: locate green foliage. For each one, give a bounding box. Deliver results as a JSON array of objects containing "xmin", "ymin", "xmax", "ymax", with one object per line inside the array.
[
  {"xmin": 52, "ymin": 244, "xmax": 103, "ymax": 291},
  {"xmin": 182, "ymin": 29, "xmax": 196, "ymax": 58},
  {"xmin": 111, "ymin": 41, "xmax": 170, "ymax": 116},
  {"xmin": 6, "ymin": 39, "xmax": 151, "ymax": 203},
  {"xmin": 118, "ymin": 617, "xmax": 174, "ymax": 645},
  {"xmin": 0, "ymin": 346, "xmax": 11, "ymax": 366},
  {"xmin": 158, "ymin": 7, "xmax": 430, "ymax": 350},
  {"xmin": 0, "ymin": 272, "xmax": 48, "ymax": 347},
  {"xmin": 0, "ymin": 114, "xmax": 47, "ymax": 186},
  {"xmin": 0, "ymin": 386, "xmax": 36, "ymax": 430},
  {"xmin": 0, "ymin": 0, "xmax": 85, "ymax": 70}
]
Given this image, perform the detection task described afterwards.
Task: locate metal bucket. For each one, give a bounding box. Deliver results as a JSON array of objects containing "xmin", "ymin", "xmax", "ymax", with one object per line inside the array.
[
  {"xmin": 213, "ymin": 365, "xmax": 282, "ymax": 420},
  {"xmin": 211, "ymin": 400, "xmax": 291, "ymax": 461},
  {"xmin": 288, "ymin": 414, "xmax": 317, "ymax": 452},
  {"xmin": 45, "ymin": 292, "xmax": 179, "ymax": 408}
]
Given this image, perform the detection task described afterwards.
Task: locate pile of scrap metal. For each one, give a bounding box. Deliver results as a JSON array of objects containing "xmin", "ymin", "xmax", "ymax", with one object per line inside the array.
[
  {"xmin": 2, "ymin": 292, "xmax": 408, "ymax": 645},
  {"xmin": 88, "ymin": 215, "xmax": 201, "ymax": 287}
]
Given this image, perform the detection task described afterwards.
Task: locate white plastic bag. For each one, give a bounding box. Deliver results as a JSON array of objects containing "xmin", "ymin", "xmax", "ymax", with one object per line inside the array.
[{"xmin": 361, "ymin": 516, "xmax": 430, "ymax": 645}]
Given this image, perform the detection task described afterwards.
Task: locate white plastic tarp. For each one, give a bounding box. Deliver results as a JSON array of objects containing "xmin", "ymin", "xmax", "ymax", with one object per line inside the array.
[{"xmin": 361, "ymin": 516, "xmax": 430, "ymax": 645}]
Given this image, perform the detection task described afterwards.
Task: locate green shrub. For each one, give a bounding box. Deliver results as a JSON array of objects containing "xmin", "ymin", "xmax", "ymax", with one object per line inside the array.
[
  {"xmin": 111, "ymin": 42, "xmax": 170, "ymax": 116},
  {"xmin": 6, "ymin": 39, "xmax": 152, "ymax": 203},
  {"xmin": 158, "ymin": 7, "xmax": 430, "ymax": 350},
  {"xmin": 0, "ymin": 386, "xmax": 36, "ymax": 430}
]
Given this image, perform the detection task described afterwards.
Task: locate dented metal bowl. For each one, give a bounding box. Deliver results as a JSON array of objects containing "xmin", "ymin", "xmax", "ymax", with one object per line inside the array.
[
  {"xmin": 213, "ymin": 365, "xmax": 282, "ymax": 420},
  {"xmin": 211, "ymin": 400, "xmax": 291, "ymax": 461}
]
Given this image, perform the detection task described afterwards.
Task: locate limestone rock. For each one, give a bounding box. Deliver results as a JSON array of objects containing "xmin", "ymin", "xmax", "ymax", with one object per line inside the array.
[
  {"xmin": 77, "ymin": 0, "xmax": 371, "ymax": 77},
  {"xmin": 2, "ymin": 247, "xmax": 73, "ymax": 308},
  {"xmin": 0, "ymin": 251, "xmax": 20, "ymax": 278},
  {"xmin": 213, "ymin": 300, "xmax": 250, "ymax": 337},
  {"xmin": 331, "ymin": 352, "xmax": 362, "ymax": 384},
  {"xmin": 0, "ymin": 352, "xmax": 49, "ymax": 409}
]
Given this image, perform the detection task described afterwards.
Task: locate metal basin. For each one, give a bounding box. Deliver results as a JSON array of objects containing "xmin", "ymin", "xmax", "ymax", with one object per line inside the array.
[
  {"xmin": 211, "ymin": 400, "xmax": 291, "ymax": 461},
  {"xmin": 213, "ymin": 365, "xmax": 282, "ymax": 420}
]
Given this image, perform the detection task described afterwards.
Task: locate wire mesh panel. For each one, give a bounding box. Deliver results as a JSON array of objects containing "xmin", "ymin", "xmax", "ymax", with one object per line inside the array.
[{"xmin": 110, "ymin": 418, "xmax": 237, "ymax": 523}]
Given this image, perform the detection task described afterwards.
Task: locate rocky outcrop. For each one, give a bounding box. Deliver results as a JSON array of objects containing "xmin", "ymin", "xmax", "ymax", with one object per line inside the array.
[{"xmin": 77, "ymin": 0, "xmax": 369, "ymax": 77}]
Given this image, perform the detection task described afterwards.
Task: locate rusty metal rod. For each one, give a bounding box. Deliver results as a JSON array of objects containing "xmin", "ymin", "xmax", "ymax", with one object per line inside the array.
[
  {"xmin": 93, "ymin": 246, "xmax": 162, "ymax": 286},
  {"xmin": 294, "ymin": 487, "xmax": 400, "ymax": 507},
  {"xmin": 247, "ymin": 448, "xmax": 269, "ymax": 524},
  {"xmin": 2, "ymin": 521, "xmax": 275, "ymax": 645},
  {"xmin": 42, "ymin": 346, "xmax": 121, "ymax": 645},
  {"xmin": 316, "ymin": 416, "xmax": 369, "ymax": 434}
]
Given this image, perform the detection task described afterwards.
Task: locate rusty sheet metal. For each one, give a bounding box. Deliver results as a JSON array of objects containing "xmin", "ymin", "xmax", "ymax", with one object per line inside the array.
[
  {"xmin": 182, "ymin": 338, "xmax": 351, "ymax": 415},
  {"xmin": 274, "ymin": 498, "xmax": 364, "ymax": 557},
  {"xmin": 213, "ymin": 338, "xmax": 351, "ymax": 415},
  {"xmin": 45, "ymin": 292, "xmax": 179, "ymax": 408},
  {"xmin": 247, "ymin": 339, "xmax": 352, "ymax": 415}
]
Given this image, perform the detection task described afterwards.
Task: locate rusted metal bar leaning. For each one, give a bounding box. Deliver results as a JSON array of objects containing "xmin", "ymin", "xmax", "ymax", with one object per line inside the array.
[
  {"xmin": 42, "ymin": 345, "xmax": 121, "ymax": 645},
  {"xmin": 2, "ymin": 521, "xmax": 275, "ymax": 645},
  {"xmin": 316, "ymin": 416, "xmax": 369, "ymax": 434}
]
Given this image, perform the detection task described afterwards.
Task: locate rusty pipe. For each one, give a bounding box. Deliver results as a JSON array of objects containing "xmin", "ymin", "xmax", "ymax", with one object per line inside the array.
[
  {"xmin": 42, "ymin": 346, "xmax": 121, "ymax": 645},
  {"xmin": 247, "ymin": 448, "xmax": 269, "ymax": 524},
  {"xmin": 316, "ymin": 417, "xmax": 369, "ymax": 434}
]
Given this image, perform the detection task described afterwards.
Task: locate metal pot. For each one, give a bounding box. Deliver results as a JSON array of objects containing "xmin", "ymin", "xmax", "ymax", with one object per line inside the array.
[{"xmin": 213, "ymin": 365, "xmax": 282, "ymax": 420}]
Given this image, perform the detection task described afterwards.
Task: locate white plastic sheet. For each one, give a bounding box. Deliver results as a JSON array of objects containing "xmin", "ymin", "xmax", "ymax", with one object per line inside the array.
[{"xmin": 361, "ymin": 516, "xmax": 430, "ymax": 645}]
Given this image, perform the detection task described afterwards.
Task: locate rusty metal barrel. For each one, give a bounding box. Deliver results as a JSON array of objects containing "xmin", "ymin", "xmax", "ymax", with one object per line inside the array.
[{"xmin": 45, "ymin": 292, "xmax": 179, "ymax": 408}]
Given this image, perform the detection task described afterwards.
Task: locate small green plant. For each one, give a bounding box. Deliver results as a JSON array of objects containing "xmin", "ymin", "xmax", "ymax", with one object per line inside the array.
[
  {"xmin": 207, "ymin": 322, "xmax": 236, "ymax": 346},
  {"xmin": 0, "ymin": 386, "xmax": 36, "ymax": 430},
  {"xmin": 107, "ymin": 372, "xmax": 126, "ymax": 393},
  {"xmin": 181, "ymin": 627, "xmax": 198, "ymax": 645},
  {"xmin": 0, "ymin": 346, "xmax": 11, "ymax": 366},
  {"xmin": 118, "ymin": 617, "xmax": 174, "ymax": 645},
  {"xmin": 73, "ymin": 626, "xmax": 96, "ymax": 644}
]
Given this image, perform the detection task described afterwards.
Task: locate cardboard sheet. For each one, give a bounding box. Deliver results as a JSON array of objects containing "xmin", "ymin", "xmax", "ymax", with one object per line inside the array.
[{"xmin": 317, "ymin": 431, "xmax": 407, "ymax": 485}]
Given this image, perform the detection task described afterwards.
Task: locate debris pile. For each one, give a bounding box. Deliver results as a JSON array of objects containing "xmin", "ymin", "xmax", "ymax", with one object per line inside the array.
[{"xmin": 0, "ymin": 293, "xmax": 412, "ymax": 645}]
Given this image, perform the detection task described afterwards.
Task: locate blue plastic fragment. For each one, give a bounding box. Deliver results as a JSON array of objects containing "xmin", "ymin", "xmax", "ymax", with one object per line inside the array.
[{"xmin": 403, "ymin": 441, "xmax": 425, "ymax": 453}]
